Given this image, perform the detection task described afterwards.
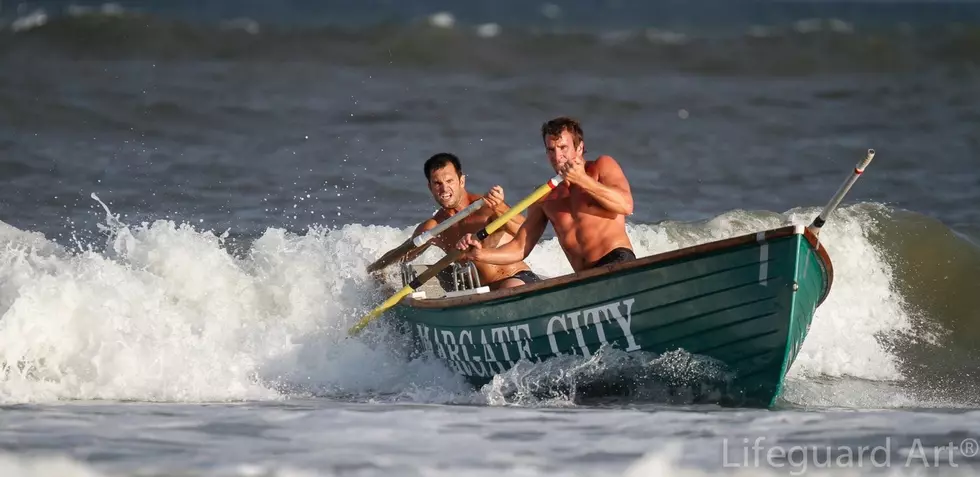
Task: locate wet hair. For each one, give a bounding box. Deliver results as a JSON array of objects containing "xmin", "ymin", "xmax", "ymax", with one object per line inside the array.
[
  {"xmin": 541, "ymin": 116, "xmax": 585, "ymax": 150},
  {"xmin": 424, "ymin": 152, "xmax": 463, "ymax": 181}
]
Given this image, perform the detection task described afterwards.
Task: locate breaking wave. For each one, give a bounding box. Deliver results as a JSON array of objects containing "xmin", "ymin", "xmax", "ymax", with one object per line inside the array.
[{"xmin": 0, "ymin": 197, "xmax": 978, "ymax": 407}]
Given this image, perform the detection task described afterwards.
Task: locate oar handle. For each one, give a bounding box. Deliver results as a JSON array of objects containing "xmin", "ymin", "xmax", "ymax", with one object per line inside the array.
[
  {"xmin": 412, "ymin": 198, "xmax": 485, "ymax": 247},
  {"xmin": 809, "ymin": 148, "xmax": 875, "ymax": 234},
  {"xmin": 366, "ymin": 198, "xmax": 487, "ymax": 273}
]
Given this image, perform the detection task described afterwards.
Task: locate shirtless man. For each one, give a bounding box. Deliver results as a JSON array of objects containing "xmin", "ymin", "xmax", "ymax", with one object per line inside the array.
[
  {"xmin": 456, "ymin": 116, "xmax": 636, "ymax": 272},
  {"xmin": 404, "ymin": 152, "xmax": 543, "ymax": 290}
]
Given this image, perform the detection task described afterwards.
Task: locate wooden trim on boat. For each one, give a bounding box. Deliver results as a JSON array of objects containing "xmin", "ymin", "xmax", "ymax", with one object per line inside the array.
[
  {"xmin": 802, "ymin": 227, "xmax": 835, "ymax": 306},
  {"xmin": 403, "ymin": 224, "xmax": 835, "ymax": 309}
]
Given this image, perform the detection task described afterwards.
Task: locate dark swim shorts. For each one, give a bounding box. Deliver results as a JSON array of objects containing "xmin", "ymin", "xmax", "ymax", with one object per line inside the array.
[
  {"xmin": 504, "ymin": 269, "xmax": 543, "ymax": 284},
  {"xmin": 590, "ymin": 247, "xmax": 637, "ymax": 269}
]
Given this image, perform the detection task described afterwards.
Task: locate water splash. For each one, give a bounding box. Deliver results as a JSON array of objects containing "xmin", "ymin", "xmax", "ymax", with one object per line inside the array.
[{"xmin": 1, "ymin": 201, "xmax": 973, "ymax": 408}]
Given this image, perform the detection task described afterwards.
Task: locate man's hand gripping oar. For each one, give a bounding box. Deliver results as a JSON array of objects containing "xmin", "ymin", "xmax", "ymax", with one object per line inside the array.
[
  {"xmin": 365, "ymin": 198, "xmax": 487, "ymax": 274},
  {"xmin": 348, "ymin": 175, "xmax": 563, "ymax": 336}
]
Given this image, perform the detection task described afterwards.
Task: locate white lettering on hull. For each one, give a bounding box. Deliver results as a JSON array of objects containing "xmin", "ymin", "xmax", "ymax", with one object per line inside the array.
[
  {"xmin": 414, "ymin": 298, "xmax": 640, "ymax": 378},
  {"xmin": 756, "ymin": 232, "xmax": 769, "ymax": 286}
]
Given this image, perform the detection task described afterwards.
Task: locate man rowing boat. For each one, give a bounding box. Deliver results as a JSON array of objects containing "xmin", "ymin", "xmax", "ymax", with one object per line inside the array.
[
  {"xmin": 405, "ymin": 153, "xmax": 543, "ymax": 289},
  {"xmin": 456, "ymin": 116, "xmax": 636, "ymax": 272}
]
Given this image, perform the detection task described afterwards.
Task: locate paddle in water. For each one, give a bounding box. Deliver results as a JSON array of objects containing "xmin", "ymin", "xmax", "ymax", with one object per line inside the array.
[
  {"xmin": 349, "ymin": 175, "xmax": 564, "ymax": 336},
  {"xmin": 366, "ymin": 198, "xmax": 486, "ymax": 273},
  {"xmin": 808, "ymin": 148, "xmax": 876, "ymax": 237}
]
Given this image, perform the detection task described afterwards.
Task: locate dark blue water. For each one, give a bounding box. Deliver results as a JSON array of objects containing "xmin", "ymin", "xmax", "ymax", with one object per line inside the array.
[{"xmin": 8, "ymin": 0, "xmax": 980, "ymax": 28}]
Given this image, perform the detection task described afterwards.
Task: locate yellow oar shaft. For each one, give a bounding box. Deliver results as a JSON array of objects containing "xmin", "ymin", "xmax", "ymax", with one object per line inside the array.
[
  {"xmin": 349, "ymin": 250, "xmax": 460, "ymax": 335},
  {"xmin": 347, "ymin": 287, "xmax": 415, "ymax": 335},
  {"xmin": 348, "ymin": 174, "xmax": 563, "ymax": 336},
  {"xmin": 474, "ymin": 175, "xmax": 562, "ymax": 241}
]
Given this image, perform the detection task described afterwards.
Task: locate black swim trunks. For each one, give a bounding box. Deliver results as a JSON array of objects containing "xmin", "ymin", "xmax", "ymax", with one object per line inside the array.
[
  {"xmin": 502, "ymin": 269, "xmax": 542, "ymax": 285},
  {"xmin": 590, "ymin": 247, "xmax": 636, "ymax": 269}
]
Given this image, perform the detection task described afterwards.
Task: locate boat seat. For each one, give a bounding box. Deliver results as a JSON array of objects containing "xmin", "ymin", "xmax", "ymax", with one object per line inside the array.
[{"xmin": 400, "ymin": 261, "xmax": 483, "ymax": 300}]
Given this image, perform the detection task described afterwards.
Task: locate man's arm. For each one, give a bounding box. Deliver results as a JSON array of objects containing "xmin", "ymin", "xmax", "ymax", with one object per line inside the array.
[
  {"xmin": 483, "ymin": 185, "xmax": 525, "ymax": 237},
  {"xmin": 566, "ymin": 155, "xmax": 633, "ymax": 215},
  {"xmin": 458, "ymin": 204, "xmax": 547, "ymax": 264},
  {"xmin": 401, "ymin": 219, "xmax": 438, "ymax": 263},
  {"xmin": 488, "ymin": 202, "xmax": 525, "ymax": 236}
]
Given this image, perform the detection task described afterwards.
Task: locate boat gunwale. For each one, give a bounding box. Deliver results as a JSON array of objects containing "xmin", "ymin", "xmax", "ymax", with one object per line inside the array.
[{"xmin": 401, "ymin": 224, "xmax": 834, "ymax": 310}]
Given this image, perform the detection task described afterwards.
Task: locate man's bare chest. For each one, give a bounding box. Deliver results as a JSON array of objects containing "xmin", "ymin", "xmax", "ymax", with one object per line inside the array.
[
  {"xmin": 433, "ymin": 212, "xmax": 493, "ymax": 247},
  {"xmin": 542, "ymin": 190, "xmax": 600, "ymax": 223}
]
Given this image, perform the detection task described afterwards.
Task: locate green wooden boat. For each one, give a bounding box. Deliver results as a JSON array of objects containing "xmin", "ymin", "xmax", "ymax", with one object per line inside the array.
[
  {"xmin": 375, "ymin": 149, "xmax": 874, "ymax": 408},
  {"xmin": 390, "ymin": 224, "xmax": 832, "ymax": 408}
]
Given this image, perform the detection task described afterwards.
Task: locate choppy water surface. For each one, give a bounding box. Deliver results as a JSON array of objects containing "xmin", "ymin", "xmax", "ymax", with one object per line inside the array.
[{"xmin": 1, "ymin": 1, "xmax": 979, "ymax": 475}]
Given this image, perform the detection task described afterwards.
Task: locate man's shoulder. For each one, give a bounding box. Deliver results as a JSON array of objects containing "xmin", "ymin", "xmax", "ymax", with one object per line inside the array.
[
  {"xmin": 591, "ymin": 154, "xmax": 629, "ymax": 179},
  {"xmin": 592, "ymin": 154, "xmax": 622, "ymax": 169}
]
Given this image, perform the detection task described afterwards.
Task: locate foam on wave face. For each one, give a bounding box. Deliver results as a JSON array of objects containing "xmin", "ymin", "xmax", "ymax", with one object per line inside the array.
[{"xmin": 0, "ymin": 202, "xmax": 931, "ymax": 407}]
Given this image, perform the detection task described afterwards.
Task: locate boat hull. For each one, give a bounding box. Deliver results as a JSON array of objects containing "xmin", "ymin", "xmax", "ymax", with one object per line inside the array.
[{"xmin": 391, "ymin": 224, "xmax": 832, "ymax": 408}]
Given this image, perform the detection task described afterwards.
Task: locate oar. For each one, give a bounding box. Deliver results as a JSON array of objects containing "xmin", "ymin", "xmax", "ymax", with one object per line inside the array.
[
  {"xmin": 349, "ymin": 174, "xmax": 564, "ymax": 336},
  {"xmin": 366, "ymin": 198, "xmax": 486, "ymax": 273},
  {"xmin": 807, "ymin": 148, "xmax": 876, "ymax": 237}
]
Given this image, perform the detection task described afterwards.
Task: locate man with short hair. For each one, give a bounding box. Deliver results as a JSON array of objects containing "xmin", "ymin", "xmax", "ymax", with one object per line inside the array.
[
  {"xmin": 456, "ymin": 116, "xmax": 636, "ymax": 272},
  {"xmin": 405, "ymin": 152, "xmax": 542, "ymax": 290}
]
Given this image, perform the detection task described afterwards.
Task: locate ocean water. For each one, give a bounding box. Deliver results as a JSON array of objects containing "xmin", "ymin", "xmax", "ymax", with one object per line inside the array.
[{"xmin": 2, "ymin": 1, "xmax": 980, "ymax": 476}]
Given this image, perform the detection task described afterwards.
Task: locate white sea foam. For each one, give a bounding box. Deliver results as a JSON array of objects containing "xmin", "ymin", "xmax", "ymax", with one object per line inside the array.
[{"xmin": 0, "ymin": 202, "xmax": 915, "ymax": 407}]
